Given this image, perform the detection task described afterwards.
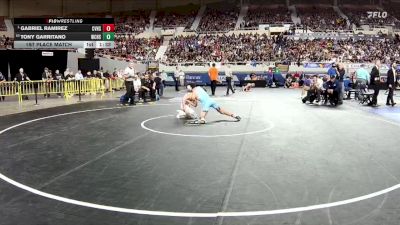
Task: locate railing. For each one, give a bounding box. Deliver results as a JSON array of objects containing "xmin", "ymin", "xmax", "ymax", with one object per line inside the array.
[
  {"xmin": 160, "ymin": 61, "xmax": 278, "ymax": 67},
  {"xmin": 196, "ymin": 29, "xmax": 236, "ymax": 34},
  {"xmin": 0, "ymin": 78, "xmax": 126, "ymax": 104}
]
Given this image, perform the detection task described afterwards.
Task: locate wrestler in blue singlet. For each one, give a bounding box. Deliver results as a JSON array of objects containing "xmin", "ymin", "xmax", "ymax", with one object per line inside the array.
[{"xmin": 193, "ymin": 86, "xmax": 220, "ymax": 112}]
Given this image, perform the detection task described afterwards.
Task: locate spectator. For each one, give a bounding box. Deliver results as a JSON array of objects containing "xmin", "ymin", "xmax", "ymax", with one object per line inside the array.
[
  {"xmin": 324, "ymin": 75, "xmax": 340, "ymax": 106},
  {"xmin": 14, "ymin": 68, "xmax": 30, "ymax": 100},
  {"xmin": 140, "ymin": 74, "xmax": 155, "ymax": 102},
  {"xmin": 15, "ymin": 68, "xmax": 30, "ymax": 82},
  {"xmin": 75, "ymin": 70, "xmax": 84, "ymax": 80},
  {"xmin": 153, "ymin": 73, "xmax": 163, "ymax": 97},
  {"xmin": 53, "ymin": 69, "xmax": 63, "ymax": 97},
  {"xmin": 0, "ymin": 71, "xmax": 5, "ymax": 102}
]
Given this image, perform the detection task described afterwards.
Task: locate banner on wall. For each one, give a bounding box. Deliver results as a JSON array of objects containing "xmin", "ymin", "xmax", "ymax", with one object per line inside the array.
[
  {"xmin": 165, "ymin": 72, "xmax": 285, "ymax": 86},
  {"xmin": 347, "ymin": 63, "xmax": 396, "ymax": 74},
  {"xmin": 303, "ymin": 63, "xmax": 331, "ymax": 68}
]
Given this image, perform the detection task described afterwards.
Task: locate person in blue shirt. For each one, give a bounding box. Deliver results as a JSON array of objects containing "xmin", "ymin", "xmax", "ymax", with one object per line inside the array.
[
  {"xmin": 355, "ymin": 64, "xmax": 370, "ymax": 100},
  {"xmin": 324, "ymin": 75, "xmax": 340, "ymax": 106},
  {"xmin": 355, "ymin": 64, "xmax": 370, "ymax": 88},
  {"xmin": 327, "ymin": 63, "xmax": 337, "ymax": 77}
]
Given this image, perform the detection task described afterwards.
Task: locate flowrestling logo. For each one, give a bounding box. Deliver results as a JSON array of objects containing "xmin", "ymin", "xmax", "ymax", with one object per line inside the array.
[{"xmin": 367, "ymin": 11, "xmax": 388, "ymax": 19}]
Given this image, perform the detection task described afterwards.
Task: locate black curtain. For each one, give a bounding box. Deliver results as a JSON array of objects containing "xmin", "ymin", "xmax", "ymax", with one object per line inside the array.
[
  {"xmin": 0, "ymin": 50, "xmax": 9, "ymax": 81},
  {"xmin": 7, "ymin": 50, "xmax": 68, "ymax": 80}
]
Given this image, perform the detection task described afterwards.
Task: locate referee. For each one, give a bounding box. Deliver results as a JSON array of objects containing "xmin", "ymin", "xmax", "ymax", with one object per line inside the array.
[
  {"xmin": 124, "ymin": 62, "xmax": 136, "ymax": 105},
  {"xmin": 225, "ymin": 64, "xmax": 235, "ymax": 95}
]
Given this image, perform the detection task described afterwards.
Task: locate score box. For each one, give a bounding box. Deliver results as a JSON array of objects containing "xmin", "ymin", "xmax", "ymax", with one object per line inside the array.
[
  {"xmin": 102, "ymin": 24, "xmax": 115, "ymax": 32},
  {"xmin": 102, "ymin": 32, "xmax": 115, "ymax": 41}
]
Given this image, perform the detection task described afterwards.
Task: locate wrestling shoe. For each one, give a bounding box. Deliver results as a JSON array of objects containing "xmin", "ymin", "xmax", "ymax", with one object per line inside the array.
[
  {"xmin": 188, "ymin": 119, "xmax": 206, "ymax": 125},
  {"xmin": 234, "ymin": 115, "xmax": 241, "ymax": 122}
]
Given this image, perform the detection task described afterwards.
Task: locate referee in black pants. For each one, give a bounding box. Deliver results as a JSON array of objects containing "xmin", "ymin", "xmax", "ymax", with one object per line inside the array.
[
  {"xmin": 125, "ymin": 78, "xmax": 135, "ymax": 105},
  {"xmin": 225, "ymin": 65, "xmax": 235, "ymax": 95},
  {"xmin": 369, "ymin": 60, "xmax": 381, "ymax": 107}
]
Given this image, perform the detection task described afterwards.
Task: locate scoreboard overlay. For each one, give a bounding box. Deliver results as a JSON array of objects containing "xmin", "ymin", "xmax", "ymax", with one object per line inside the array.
[{"xmin": 13, "ymin": 18, "xmax": 115, "ymax": 49}]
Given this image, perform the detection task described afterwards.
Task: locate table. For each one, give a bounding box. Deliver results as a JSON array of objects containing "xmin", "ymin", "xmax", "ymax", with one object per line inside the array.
[{"xmin": 241, "ymin": 80, "xmax": 267, "ymax": 88}]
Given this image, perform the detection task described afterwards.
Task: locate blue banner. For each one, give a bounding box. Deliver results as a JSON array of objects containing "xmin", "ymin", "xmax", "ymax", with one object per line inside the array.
[
  {"xmin": 164, "ymin": 72, "xmax": 286, "ymax": 86},
  {"xmin": 303, "ymin": 63, "xmax": 331, "ymax": 68}
]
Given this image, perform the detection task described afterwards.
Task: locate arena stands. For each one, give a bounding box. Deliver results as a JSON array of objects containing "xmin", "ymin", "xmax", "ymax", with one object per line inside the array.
[
  {"xmin": 244, "ymin": 6, "xmax": 291, "ymax": 28},
  {"xmin": 291, "ymin": 0, "xmax": 332, "ymax": 3},
  {"xmin": 297, "ymin": 7, "xmax": 348, "ymax": 31},
  {"xmin": 164, "ymin": 34, "xmax": 400, "ymax": 64},
  {"xmin": 154, "ymin": 7, "xmax": 199, "ymax": 29},
  {"xmin": 279, "ymin": 38, "xmax": 400, "ymax": 63},
  {"xmin": 0, "ymin": 17, "xmax": 6, "ymax": 31},
  {"xmin": 114, "ymin": 11, "xmax": 150, "ymax": 34},
  {"xmin": 166, "ymin": 33, "xmax": 287, "ymax": 63},
  {"xmin": 381, "ymin": 4, "xmax": 400, "ymax": 28},
  {"xmin": 341, "ymin": 6, "xmax": 397, "ymax": 27},
  {"xmin": 197, "ymin": 5, "xmax": 239, "ymax": 32},
  {"xmin": 95, "ymin": 35, "xmax": 161, "ymax": 61},
  {"xmin": 0, "ymin": 35, "xmax": 12, "ymax": 49}
]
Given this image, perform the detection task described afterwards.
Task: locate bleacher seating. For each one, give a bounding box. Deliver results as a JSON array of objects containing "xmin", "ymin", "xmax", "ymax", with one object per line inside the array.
[
  {"xmin": 244, "ymin": 6, "xmax": 291, "ymax": 28},
  {"xmin": 0, "ymin": 17, "xmax": 6, "ymax": 31},
  {"xmin": 341, "ymin": 6, "xmax": 397, "ymax": 27},
  {"xmin": 0, "ymin": 35, "xmax": 12, "ymax": 49},
  {"xmin": 197, "ymin": 5, "xmax": 239, "ymax": 32},
  {"xmin": 164, "ymin": 34, "xmax": 400, "ymax": 63},
  {"xmin": 154, "ymin": 6, "xmax": 199, "ymax": 29},
  {"xmin": 297, "ymin": 7, "xmax": 348, "ymax": 31},
  {"xmin": 95, "ymin": 35, "xmax": 161, "ymax": 61},
  {"xmin": 114, "ymin": 11, "xmax": 150, "ymax": 34}
]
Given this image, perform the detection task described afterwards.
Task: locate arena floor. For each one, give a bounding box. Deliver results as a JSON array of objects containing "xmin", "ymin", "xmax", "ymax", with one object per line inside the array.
[{"xmin": 1, "ymin": 88, "xmax": 400, "ymax": 225}]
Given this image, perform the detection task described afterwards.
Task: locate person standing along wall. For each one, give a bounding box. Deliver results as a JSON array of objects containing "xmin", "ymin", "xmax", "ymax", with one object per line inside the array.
[
  {"xmin": 154, "ymin": 73, "xmax": 163, "ymax": 97},
  {"xmin": 208, "ymin": 63, "xmax": 218, "ymax": 96},
  {"xmin": 0, "ymin": 71, "xmax": 5, "ymax": 102},
  {"xmin": 369, "ymin": 60, "xmax": 381, "ymax": 107},
  {"xmin": 336, "ymin": 63, "xmax": 346, "ymax": 105},
  {"xmin": 174, "ymin": 66, "xmax": 180, "ymax": 91},
  {"xmin": 179, "ymin": 69, "xmax": 185, "ymax": 87},
  {"xmin": 123, "ymin": 62, "xmax": 136, "ymax": 105},
  {"xmin": 386, "ymin": 62, "xmax": 397, "ymax": 106},
  {"xmin": 14, "ymin": 68, "xmax": 31, "ymax": 100},
  {"xmin": 161, "ymin": 70, "xmax": 168, "ymax": 89},
  {"xmin": 225, "ymin": 65, "xmax": 235, "ymax": 96}
]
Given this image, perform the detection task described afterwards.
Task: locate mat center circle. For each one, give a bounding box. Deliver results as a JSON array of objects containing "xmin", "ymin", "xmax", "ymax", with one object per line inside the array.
[{"xmin": 140, "ymin": 115, "xmax": 274, "ymax": 137}]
